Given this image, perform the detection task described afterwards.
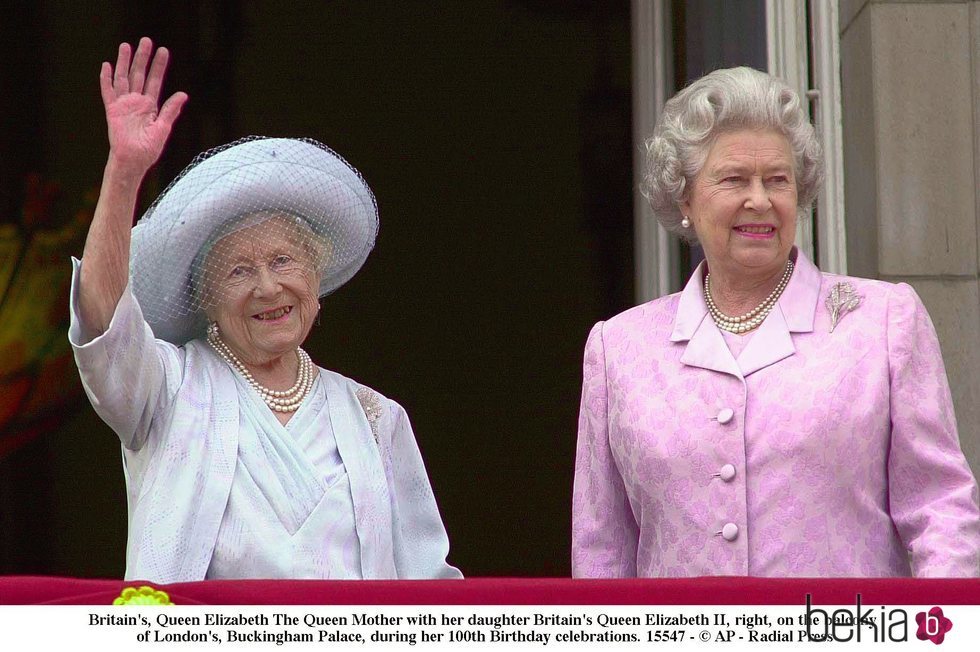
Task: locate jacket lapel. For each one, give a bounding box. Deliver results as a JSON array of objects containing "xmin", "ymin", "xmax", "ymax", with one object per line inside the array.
[
  {"xmin": 179, "ymin": 342, "xmax": 241, "ymax": 582},
  {"xmin": 678, "ymin": 317, "xmax": 743, "ymax": 377},
  {"xmin": 322, "ymin": 371, "xmax": 396, "ymax": 579},
  {"xmin": 735, "ymin": 306, "xmax": 795, "ymax": 376},
  {"xmin": 671, "ymin": 262, "xmax": 742, "ymax": 378}
]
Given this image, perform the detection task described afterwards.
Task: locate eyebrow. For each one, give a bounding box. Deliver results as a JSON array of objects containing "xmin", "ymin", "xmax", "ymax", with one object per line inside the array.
[
  {"xmin": 220, "ymin": 255, "xmax": 256, "ymax": 268},
  {"xmin": 711, "ymin": 162, "xmax": 794, "ymax": 176}
]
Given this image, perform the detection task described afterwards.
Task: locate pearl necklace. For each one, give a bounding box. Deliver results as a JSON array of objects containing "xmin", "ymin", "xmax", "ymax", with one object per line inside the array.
[
  {"xmin": 704, "ymin": 260, "xmax": 794, "ymax": 334},
  {"xmin": 207, "ymin": 325, "xmax": 314, "ymax": 412}
]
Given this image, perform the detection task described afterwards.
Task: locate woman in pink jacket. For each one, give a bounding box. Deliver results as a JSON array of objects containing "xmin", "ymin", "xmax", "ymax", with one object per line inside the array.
[{"xmin": 572, "ymin": 67, "xmax": 980, "ymax": 578}]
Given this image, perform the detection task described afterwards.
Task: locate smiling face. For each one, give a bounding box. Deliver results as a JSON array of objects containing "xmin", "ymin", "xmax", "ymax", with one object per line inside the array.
[
  {"xmin": 202, "ymin": 215, "xmax": 323, "ymax": 366},
  {"xmin": 680, "ymin": 128, "xmax": 798, "ymax": 283}
]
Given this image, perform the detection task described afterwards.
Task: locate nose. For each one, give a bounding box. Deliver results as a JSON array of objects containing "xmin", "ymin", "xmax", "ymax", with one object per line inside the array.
[
  {"xmin": 744, "ymin": 177, "xmax": 772, "ymax": 213},
  {"xmin": 252, "ymin": 266, "xmax": 281, "ymax": 298}
]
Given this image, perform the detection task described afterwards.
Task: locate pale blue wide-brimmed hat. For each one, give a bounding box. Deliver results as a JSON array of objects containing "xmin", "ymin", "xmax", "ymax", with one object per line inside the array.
[{"xmin": 129, "ymin": 136, "xmax": 378, "ymax": 345}]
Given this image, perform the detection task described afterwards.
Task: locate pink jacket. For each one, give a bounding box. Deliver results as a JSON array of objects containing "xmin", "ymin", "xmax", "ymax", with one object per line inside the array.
[{"xmin": 572, "ymin": 250, "xmax": 980, "ymax": 577}]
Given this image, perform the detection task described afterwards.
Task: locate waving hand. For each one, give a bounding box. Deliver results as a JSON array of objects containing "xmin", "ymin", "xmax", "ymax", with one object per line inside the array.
[{"xmin": 100, "ymin": 37, "xmax": 187, "ymax": 174}]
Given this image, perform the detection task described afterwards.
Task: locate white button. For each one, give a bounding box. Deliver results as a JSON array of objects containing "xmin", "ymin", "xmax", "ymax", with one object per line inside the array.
[
  {"xmin": 719, "ymin": 464, "xmax": 736, "ymax": 482},
  {"xmin": 716, "ymin": 408, "xmax": 734, "ymax": 424},
  {"xmin": 722, "ymin": 523, "xmax": 739, "ymax": 541}
]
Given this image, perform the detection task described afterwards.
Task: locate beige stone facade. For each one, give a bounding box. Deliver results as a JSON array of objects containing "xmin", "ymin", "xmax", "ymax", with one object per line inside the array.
[{"xmin": 840, "ymin": 0, "xmax": 980, "ymax": 473}]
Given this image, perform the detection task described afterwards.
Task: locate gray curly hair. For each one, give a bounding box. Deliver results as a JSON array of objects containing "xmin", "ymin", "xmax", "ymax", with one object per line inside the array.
[{"xmin": 640, "ymin": 67, "xmax": 824, "ymax": 243}]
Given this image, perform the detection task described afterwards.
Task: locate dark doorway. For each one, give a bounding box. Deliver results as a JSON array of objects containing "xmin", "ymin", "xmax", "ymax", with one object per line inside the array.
[{"xmin": 0, "ymin": 0, "xmax": 633, "ymax": 577}]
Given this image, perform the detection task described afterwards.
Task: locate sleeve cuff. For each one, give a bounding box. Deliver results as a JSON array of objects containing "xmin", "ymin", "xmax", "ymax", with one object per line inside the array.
[{"xmin": 68, "ymin": 256, "xmax": 139, "ymax": 349}]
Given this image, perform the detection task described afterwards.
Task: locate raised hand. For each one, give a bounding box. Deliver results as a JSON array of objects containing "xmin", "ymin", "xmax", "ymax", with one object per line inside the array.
[
  {"xmin": 79, "ymin": 38, "xmax": 188, "ymax": 333},
  {"xmin": 100, "ymin": 37, "xmax": 187, "ymax": 175}
]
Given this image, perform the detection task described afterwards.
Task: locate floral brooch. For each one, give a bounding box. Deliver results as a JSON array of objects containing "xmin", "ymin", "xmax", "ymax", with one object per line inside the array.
[
  {"xmin": 356, "ymin": 386, "xmax": 383, "ymax": 445},
  {"xmin": 826, "ymin": 282, "xmax": 861, "ymax": 333}
]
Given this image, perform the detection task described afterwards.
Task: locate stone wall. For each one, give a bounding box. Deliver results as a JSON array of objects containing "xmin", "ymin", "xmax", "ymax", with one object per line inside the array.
[{"xmin": 840, "ymin": 0, "xmax": 980, "ymax": 472}]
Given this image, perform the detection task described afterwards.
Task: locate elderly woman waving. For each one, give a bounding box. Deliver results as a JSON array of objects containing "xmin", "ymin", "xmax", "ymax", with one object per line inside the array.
[
  {"xmin": 71, "ymin": 38, "xmax": 460, "ymax": 582},
  {"xmin": 573, "ymin": 67, "xmax": 980, "ymax": 578}
]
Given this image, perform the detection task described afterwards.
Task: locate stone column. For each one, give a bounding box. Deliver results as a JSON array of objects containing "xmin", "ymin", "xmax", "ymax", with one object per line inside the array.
[{"xmin": 840, "ymin": 0, "xmax": 980, "ymax": 470}]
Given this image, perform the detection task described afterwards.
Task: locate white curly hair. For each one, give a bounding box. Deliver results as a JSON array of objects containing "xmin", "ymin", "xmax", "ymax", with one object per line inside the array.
[{"xmin": 640, "ymin": 66, "xmax": 824, "ymax": 243}]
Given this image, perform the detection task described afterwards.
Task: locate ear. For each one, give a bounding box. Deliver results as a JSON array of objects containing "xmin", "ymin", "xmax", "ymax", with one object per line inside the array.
[
  {"xmin": 202, "ymin": 293, "xmax": 219, "ymax": 323},
  {"xmin": 678, "ymin": 198, "xmax": 692, "ymax": 219}
]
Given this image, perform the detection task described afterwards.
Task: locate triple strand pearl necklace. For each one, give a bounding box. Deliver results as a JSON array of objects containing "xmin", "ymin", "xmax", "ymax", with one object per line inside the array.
[
  {"xmin": 703, "ymin": 260, "xmax": 795, "ymax": 334},
  {"xmin": 207, "ymin": 325, "xmax": 315, "ymax": 412}
]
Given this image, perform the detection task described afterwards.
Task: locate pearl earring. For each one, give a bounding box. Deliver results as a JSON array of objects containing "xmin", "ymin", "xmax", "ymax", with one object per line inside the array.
[
  {"xmin": 681, "ymin": 215, "xmax": 691, "ymax": 228},
  {"xmin": 207, "ymin": 322, "xmax": 219, "ymax": 338}
]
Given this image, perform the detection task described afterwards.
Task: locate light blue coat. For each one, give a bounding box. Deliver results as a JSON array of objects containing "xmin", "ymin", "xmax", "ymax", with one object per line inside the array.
[{"xmin": 69, "ymin": 260, "xmax": 460, "ymax": 583}]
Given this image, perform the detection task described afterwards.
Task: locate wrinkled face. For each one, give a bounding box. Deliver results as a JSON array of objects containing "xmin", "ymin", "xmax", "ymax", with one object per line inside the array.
[
  {"xmin": 680, "ymin": 128, "xmax": 798, "ymax": 280},
  {"xmin": 203, "ymin": 216, "xmax": 322, "ymax": 365}
]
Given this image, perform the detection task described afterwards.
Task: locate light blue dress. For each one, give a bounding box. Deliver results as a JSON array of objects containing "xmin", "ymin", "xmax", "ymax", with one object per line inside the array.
[{"xmin": 206, "ymin": 375, "xmax": 363, "ymax": 579}]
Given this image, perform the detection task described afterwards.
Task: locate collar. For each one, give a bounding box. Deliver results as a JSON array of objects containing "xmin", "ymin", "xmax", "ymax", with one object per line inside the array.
[
  {"xmin": 668, "ymin": 247, "xmax": 823, "ymax": 378},
  {"xmin": 669, "ymin": 247, "xmax": 821, "ymax": 342}
]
